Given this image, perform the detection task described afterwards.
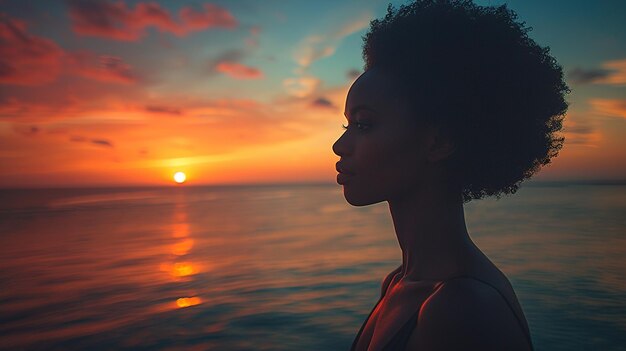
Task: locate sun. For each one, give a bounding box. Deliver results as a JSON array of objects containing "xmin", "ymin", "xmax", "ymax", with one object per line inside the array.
[{"xmin": 173, "ymin": 172, "xmax": 186, "ymax": 184}]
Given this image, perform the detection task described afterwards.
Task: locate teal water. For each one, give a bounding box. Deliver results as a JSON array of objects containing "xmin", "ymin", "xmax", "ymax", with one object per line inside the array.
[{"xmin": 0, "ymin": 183, "xmax": 624, "ymax": 350}]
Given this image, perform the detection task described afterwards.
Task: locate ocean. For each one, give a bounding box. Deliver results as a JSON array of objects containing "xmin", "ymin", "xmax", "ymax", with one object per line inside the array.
[{"xmin": 1, "ymin": 182, "xmax": 624, "ymax": 350}]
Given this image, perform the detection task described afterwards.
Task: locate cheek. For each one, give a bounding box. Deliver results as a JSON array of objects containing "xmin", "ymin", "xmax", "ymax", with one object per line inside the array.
[
  {"xmin": 370, "ymin": 132, "xmax": 421, "ymax": 168},
  {"xmin": 358, "ymin": 132, "xmax": 424, "ymax": 187}
]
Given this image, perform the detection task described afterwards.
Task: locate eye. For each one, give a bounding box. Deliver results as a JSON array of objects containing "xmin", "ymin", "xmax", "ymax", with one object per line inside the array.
[{"xmin": 341, "ymin": 122, "xmax": 370, "ymax": 131}]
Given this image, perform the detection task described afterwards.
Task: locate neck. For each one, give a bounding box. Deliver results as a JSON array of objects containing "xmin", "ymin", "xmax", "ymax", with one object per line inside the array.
[{"xmin": 387, "ymin": 182, "xmax": 474, "ymax": 282}]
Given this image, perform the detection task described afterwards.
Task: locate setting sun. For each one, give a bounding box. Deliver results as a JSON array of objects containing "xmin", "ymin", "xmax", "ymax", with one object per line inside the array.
[{"xmin": 173, "ymin": 172, "xmax": 187, "ymax": 184}]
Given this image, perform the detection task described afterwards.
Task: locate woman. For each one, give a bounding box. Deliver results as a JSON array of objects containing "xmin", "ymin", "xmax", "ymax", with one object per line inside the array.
[{"xmin": 332, "ymin": 1, "xmax": 568, "ymax": 350}]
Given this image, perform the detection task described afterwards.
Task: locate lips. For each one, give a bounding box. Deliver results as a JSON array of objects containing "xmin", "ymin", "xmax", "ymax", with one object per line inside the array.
[
  {"xmin": 335, "ymin": 162, "xmax": 355, "ymax": 175},
  {"xmin": 336, "ymin": 162, "xmax": 355, "ymax": 185}
]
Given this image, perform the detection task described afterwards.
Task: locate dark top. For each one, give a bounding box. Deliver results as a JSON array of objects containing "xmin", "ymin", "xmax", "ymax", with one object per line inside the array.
[{"xmin": 349, "ymin": 275, "xmax": 534, "ymax": 351}]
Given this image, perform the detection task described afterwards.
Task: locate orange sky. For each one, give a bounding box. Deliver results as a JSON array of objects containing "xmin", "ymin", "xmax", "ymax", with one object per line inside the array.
[{"xmin": 1, "ymin": 1, "xmax": 625, "ymax": 187}]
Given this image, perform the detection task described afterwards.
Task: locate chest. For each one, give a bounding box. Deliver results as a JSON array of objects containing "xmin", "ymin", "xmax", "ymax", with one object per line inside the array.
[{"xmin": 353, "ymin": 280, "xmax": 443, "ymax": 351}]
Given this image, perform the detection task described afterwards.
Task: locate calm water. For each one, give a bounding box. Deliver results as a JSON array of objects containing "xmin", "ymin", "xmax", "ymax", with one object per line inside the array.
[{"xmin": 1, "ymin": 183, "xmax": 624, "ymax": 350}]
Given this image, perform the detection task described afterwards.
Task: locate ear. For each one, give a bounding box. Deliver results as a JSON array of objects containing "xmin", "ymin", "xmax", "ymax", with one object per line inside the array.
[{"xmin": 425, "ymin": 127, "xmax": 456, "ymax": 163}]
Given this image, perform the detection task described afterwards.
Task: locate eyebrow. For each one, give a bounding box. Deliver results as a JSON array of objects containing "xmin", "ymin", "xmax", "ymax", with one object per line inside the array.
[{"xmin": 344, "ymin": 104, "xmax": 378, "ymax": 119}]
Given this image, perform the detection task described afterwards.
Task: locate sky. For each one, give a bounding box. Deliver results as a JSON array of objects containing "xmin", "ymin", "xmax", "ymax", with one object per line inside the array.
[{"xmin": 0, "ymin": 0, "xmax": 625, "ymax": 187}]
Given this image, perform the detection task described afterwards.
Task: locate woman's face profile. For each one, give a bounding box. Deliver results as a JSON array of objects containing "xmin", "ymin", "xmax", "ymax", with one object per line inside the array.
[{"xmin": 333, "ymin": 69, "xmax": 431, "ymax": 206}]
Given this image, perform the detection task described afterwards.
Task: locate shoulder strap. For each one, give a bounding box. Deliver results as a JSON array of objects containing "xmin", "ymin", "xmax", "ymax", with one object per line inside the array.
[{"xmin": 440, "ymin": 275, "xmax": 535, "ymax": 351}]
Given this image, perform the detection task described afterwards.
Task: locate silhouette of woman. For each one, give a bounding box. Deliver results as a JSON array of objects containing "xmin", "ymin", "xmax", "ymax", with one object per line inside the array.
[{"xmin": 332, "ymin": 1, "xmax": 568, "ymax": 350}]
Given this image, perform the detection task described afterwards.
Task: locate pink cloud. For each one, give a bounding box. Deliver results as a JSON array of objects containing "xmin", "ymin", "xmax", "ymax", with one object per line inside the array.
[
  {"xmin": 0, "ymin": 15, "xmax": 64, "ymax": 85},
  {"xmin": 68, "ymin": 0, "xmax": 237, "ymax": 41},
  {"xmin": 216, "ymin": 61, "xmax": 263, "ymax": 79},
  {"xmin": 179, "ymin": 4, "xmax": 237, "ymax": 31},
  {"xmin": 0, "ymin": 14, "xmax": 139, "ymax": 86}
]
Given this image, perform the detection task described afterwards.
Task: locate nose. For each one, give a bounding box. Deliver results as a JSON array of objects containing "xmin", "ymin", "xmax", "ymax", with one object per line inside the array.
[{"xmin": 332, "ymin": 130, "xmax": 351, "ymax": 157}]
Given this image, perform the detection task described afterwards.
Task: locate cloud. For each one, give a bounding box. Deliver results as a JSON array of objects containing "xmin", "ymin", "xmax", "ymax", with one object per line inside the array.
[
  {"xmin": 70, "ymin": 135, "xmax": 114, "ymax": 147},
  {"xmin": 568, "ymin": 59, "xmax": 626, "ymax": 86},
  {"xmin": 0, "ymin": 15, "xmax": 64, "ymax": 85},
  {"xmin": 215, "ymin": 61, "xmax": 263, "ymax": 79},
  {"xmin": 335, "ymin": 14, "xmax": 371, "ymax": 38},
  {"xmin": 295, "ymin": 36, "xmax": 337, "ymax": 68},
  {"xmin": 287, "ymin": 12, "xmax": 370, "ymax": 98},
  {"xmin": 0, "ymin": 14, "xmax": 140, "ymax": 86},
  {"xmin": 294, "ymin": 12, "xmax": 371, "ymax": 70},
  {"xmin": 67, "ymin": 0, "xmax": 237, "ymax": 41},
  {"xmin": 567, "ymin": 68, "xmax": 612, "ymax": 85},
  {"xmin": 91, "ymin": 139, "xmax": 114, "ymax": 147},
  {"xmin": 589, "ymin": 99, "xmax": 626, "ymax": 119},
  {"xmin": 311, "ymin": 97, "xmax": 336, "ymax": 109},
  {"xmin": 145, "ymin": 105, "xmax": 182, "ymax": 115},
  {"xmin": 207, "ymin": 49, "xmax": 263, "ymax": 80},
  {"xmin": 562, "ymin": 118, "xmax": 600, "ymax": 147},
  {"xmin": 66, "ymin": 51, "xmax": 137, "ymax": 84},
  {"xmin": 283, "ymin": 76, "xmax": 320, "ymax": 98},
  {"xmin": 179, "ymin": 4, "xmax": 237, "ymax": 31},
  {"xmin": 207, "ymin": 49, "xmax": 243, "ymax": 70},
  {"xmin": 602, "ymin": 59, "xmax": 626, "ymax": 85}
]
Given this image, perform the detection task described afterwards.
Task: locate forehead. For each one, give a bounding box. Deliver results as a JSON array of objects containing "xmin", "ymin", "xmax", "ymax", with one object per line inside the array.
[{"xmin": 345, "ymin": 69, "xmax": 404, "ymax": 115}]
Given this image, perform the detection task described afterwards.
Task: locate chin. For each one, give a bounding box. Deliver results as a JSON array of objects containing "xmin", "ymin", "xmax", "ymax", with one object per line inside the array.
[{"xmin": 343, "ymin": 187, "xmax": 385, "ymax": 207}]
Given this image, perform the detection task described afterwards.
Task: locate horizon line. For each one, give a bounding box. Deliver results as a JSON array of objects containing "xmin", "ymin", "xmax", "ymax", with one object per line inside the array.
[{"xmin": 1, "ymin": 178, "xmax": 626, "ymax": 190}]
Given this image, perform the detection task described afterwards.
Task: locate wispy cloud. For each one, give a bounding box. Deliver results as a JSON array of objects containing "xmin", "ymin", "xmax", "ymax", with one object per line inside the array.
[
  {"xmin": 294, "ymin": 35, "xmax": 337, "ymax": 69},
  {"xmin": 70, "ymin": 135, "xmax": 114, "ymax": 148},
  {"xmin": 285, "ymin": 12, "xmax": 371, "ymax": 98},
  {"xmin": 568, "ymin": 68, "xmax": 612, "ymax": 85},
  {"xmin": 311, "ymin": 97, "xmax": 336, "ymax": 109},
  {"xmin": 207, "ymin": 49, "xmax": 263, "ymax": 79},
  {"xmin": 215, "ymin": 61, "xmax": 263, "ymax": 79},
  {"xmin": 67, "ymin": 0, "xmax": 237, "ymax": 41},
  {"xmin": 283, "ymin": 76, "xmax": 320, "ymax": 98},
  {"xmin": 602, "ymin": 59, "xmax": 626, "ymax": 85},
  {"xmin": 568, "ymin": 59, "xmax": 626, "ymax": 85},
  {"xmin": 145, "ymin": 105, "xmax": 182, "ymax": 115},
  {"xmin": 562, "ymin": 118, "xmax": 601, "ymax": 147},
  {"xmin": 0, "ymin": 15, "xmax": 64, "ymax": 85},
  {"xmin": 293, "ymin": 12, "xmax": 371, "ymax": 70},
  {"xmin": 91, "ymin": 139, "xmax": 114, "ymax": 147},
  {"xmin": 1, "ymin": 14, "xmax": 140, "ymax": 87},
  {"xmin": 66, "ymin": 51, "xmax": 137, "ymax": 84},
  {"xmin": 590, "ymin": 98, "xmax": 626, "ymax": 119}
]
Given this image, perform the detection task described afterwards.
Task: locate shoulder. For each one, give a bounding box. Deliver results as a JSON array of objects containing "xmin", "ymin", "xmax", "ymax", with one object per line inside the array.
[
  {"xmin": 406, "ymin": 277, "xmax": 531, "ymax": 351},
  {"xmin": 380, "ymin": 265, "xmax": 402, "ymax": 297}
]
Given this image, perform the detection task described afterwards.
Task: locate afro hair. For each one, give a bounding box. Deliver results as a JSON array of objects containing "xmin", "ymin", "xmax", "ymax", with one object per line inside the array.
[{"xmin": 362, "ymin": 0, "xmax": 569, "ymax": 201}]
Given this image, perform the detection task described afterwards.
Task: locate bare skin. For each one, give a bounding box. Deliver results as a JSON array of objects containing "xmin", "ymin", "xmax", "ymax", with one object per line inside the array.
[{"xmin": 333, "ymin": 68, "xmax": 532, "ymax": 351}]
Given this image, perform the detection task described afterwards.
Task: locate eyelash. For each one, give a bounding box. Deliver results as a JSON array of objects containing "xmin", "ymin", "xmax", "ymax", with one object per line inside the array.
[{"xmin": 342, "ymin": 122, "xmax": 370, "ymax": 131}]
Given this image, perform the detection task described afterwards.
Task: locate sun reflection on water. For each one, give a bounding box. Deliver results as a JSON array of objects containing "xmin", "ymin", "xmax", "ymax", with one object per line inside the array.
[
  {"xmin": 171, "ymin": 238, "xmax": 194, "ymax": 255},
  {"xmin": 176, "ymin": 296, "xmax": 202, "ymax": 308},
  {"xmin": 166, "ymin": 197, "xmax": 204, "ymax": 308}
]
